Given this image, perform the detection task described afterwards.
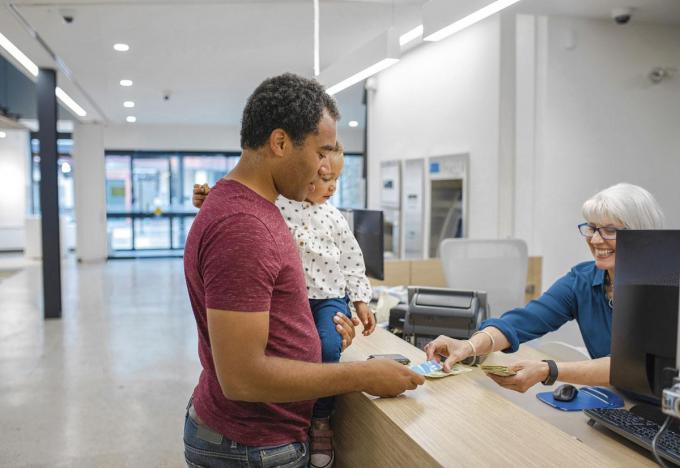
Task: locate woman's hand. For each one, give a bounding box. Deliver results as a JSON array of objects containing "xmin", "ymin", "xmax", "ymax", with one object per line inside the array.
[
  {"xmin": 423, "ymin": 335, "xmax": 473, "ymax": 372},
  {"xmin": 485, "ymin": 360, "xmax": 549, "ymax": 393},
  {"xmin": 354, "ymin": 302, "xmax": 376, "ymax": 336},
  {"xmin": 334, "ymin": 312, "xmax": 360, "ymax": 351}
]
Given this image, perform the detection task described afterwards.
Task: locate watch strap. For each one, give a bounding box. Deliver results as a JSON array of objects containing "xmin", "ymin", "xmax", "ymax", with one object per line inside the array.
[{"xmin": 541, "ymin": 359, "xmax": 558, "ymax": 385}]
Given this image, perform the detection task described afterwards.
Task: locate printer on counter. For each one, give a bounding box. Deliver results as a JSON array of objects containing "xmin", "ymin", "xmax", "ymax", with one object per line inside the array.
[{"xmin": 403, "ymin": 287, "xmax": 489, "ymax": 349}]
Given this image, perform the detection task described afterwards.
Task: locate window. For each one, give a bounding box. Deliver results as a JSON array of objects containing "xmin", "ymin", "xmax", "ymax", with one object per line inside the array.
[
  {"xmin": 105, "ymin": 150, "xmax": 239, "ymax": 257},
  {"xmin": 330, "ymin": 153, "xmax": 365, "ymax": 209},
  {"xmin": 30, "ymin": 134, "xmax": 75, "ymax": 218}
]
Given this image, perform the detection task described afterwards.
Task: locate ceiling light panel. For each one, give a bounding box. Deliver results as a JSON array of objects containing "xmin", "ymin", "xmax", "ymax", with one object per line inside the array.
[
  {"xmin": 0, "ymin": 32, "xmax": 39, "ymax": 77},
  {"xmin": 55, "ymin": 87, "xmax": 87, "ymax": 117},
  {"xmin": 423, "ymin": 0, "xmax": 521, "ymax": 42},
  {"xmin": 320, "ymin": 28, "xmax": 400, "ymax": 96}
]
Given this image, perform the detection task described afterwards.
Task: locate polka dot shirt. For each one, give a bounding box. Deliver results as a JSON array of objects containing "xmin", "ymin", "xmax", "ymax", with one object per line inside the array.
[{"xmin": 276, "ymin": 196, "xmax": 372, "ymax": 303}]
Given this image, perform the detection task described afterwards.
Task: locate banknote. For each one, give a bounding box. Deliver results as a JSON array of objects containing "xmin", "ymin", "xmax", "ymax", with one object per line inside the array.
[
  {"xmin": 411, "ymin": 360, "xmax": 473, "ymax": 379},
  {"xmin": 480, "ymin": 364, "xmax": 517, "ymax": 377}
]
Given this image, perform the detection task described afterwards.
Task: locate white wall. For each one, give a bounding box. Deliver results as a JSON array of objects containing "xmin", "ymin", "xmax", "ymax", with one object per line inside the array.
[
  {"xmin": 366, "ymin": 14, "xmax": 680, "ymax": 349},
  {"xmin": 515, "ymin": 16, "xmax": 680, "ymax": 349},
  {"xmin": 367, "ymin": 15, "xmax": 502, "ymax": 238},
  {"xmin": 530, "ymin": 17, "xmax": 680, "ymax": 287},
  {"xmin": 0, "ymin": 129, "xmax": 30, "ymax": 251},
  {"xmin": 73, "ymin": 123, "xmax": 108, "ymax": 262}
]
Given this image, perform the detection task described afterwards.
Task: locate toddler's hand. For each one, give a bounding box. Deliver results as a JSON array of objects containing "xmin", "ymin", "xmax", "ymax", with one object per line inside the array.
[
  {"xmin": 192, "ymin": 183, "xmax": 210, "ymax": 209},
  {"xmin": 354, "ymin": 302, "xmax": 376, "ymax": 336}
]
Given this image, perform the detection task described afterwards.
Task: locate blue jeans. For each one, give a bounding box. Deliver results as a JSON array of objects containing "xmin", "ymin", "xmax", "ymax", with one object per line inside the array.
[
  {"xmin": 309, "ymin": 296, "xmax": 351, "ymax": 419},
  {"xmin": 184, "ymin": 402, "xmax": 309, "ymax": 468}
]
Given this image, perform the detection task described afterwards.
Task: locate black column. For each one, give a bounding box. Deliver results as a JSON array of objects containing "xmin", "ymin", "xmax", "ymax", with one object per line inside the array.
[{"xmin": 37, "ymin": 68, "xmax": 62, "ymax": 319}]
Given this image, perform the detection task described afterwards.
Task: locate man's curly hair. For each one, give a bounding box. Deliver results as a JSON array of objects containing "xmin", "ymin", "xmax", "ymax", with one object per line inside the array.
[{"xmin": 240, "ymin": 73, "xmax": 340, "ymax": 150}]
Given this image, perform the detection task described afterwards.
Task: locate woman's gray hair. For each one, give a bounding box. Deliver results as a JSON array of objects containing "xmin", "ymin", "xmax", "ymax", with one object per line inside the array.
[{"xmin": 582, "ymin": 183, "xmax": 665, "ymax": 229}]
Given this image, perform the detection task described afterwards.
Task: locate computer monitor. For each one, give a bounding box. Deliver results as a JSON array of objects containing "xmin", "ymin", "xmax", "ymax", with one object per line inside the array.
[
  {"xmin": 610, "ymin": 230, "xmax": 680, "ymax": 404},
  {"xmin": 350, "ymin": 209, "xmax": 384, "ymax": 281}
]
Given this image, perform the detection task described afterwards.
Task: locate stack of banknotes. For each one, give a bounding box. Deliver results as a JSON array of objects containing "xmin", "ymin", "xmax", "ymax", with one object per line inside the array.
[
  {"xmin": 410, "ymin": 360, "xmax": 518, "ymax": 378},
  {"xmin": 479, "ymin": 364, "xmax": 517, "ymax": 377}
]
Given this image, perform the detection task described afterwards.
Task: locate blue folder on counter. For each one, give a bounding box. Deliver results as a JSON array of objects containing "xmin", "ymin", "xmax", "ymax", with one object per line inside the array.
[{"xmin": 536, "ymin": 386, "xmax": 624, "ymax": 411}]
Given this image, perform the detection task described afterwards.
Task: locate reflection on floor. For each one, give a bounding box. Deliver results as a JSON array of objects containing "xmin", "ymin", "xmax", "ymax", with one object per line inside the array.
[
  {"xmin": 0, "ymin": 254, "xmax": 200, "ymax": 467},
  {"xmin": 0, "ymin": 269, "xmax": 20, "ymax": 283}
]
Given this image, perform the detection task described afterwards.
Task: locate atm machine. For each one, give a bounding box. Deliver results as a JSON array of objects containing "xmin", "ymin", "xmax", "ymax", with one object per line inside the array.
[
  {"xmin": 380, "ymin": 161, "xmax": 401, "ymax": 259},
  {"xmin": 402, "ymin": 158, "xmax": 426, "ymax": 259},
  {"xmin": 425, "ymin": 154, "xmax": 468, "ymax": 258}
]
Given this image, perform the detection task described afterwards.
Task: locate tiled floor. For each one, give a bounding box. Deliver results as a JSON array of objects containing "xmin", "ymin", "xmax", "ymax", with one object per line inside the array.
[{"xmin": 0, "ymin": 255, "xmax": 200, "ymax": 467}]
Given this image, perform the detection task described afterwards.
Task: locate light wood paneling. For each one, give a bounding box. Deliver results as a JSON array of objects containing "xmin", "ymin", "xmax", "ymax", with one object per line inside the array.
[
  {"xmin": 525, "ymin": 256, "xmax": 543, "ymax": 303},
  {"xmin": 370, "ymin": 259, "xmax": 411, "ymax": 287},
  {"xmin": 409, "ymin": 259, "xmax": 447, "ymax": 287}
]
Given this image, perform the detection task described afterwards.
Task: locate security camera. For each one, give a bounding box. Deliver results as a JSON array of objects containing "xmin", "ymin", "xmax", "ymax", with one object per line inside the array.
[
  {"xmin": 59, "ymin": 8, "xmax": 76, "ymax": 24},
  {"xmin": 162, "ymin": 90, "xmax": 171, "ymax": 101},
  {"xmin": 612, "ymin": 7, "xmax": 633, "ymax": 25}
]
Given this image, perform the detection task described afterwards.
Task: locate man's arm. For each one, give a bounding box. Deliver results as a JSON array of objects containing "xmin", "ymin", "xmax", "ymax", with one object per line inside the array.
[{"xmin": 208, "ymin": 308, "xmax": 424, "ymax": 402}]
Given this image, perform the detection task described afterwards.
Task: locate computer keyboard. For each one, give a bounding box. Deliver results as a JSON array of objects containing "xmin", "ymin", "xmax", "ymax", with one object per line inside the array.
[{"xmin": 586, "ymin": 407, "xmax": 680, "ymax": 465}]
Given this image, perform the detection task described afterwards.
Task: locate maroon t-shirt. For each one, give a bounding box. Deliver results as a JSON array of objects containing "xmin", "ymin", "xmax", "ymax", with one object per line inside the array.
[{"xmin": 184, "ymin": 179, "xmax": 321, "ymax": 446}]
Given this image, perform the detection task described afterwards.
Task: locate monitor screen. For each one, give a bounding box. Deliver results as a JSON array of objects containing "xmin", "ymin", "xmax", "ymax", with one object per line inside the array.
[
  {"xmin": 610, "ymin": 230, "xmax": 680, "ymax": 404},
  {"xmin": 352, "ymin": 209, "xmax": 384, "ymax": 281}
]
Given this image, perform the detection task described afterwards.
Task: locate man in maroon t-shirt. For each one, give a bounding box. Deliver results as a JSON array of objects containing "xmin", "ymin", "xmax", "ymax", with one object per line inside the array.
[{"xmin": 183, "ymin": 73, "xmax": 424, "ymax": 468}]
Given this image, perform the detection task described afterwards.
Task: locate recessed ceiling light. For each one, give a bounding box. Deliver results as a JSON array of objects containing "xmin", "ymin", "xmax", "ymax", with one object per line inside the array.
[
  {"xmin": 126, "ymin": 116, "xmax": 137, "ymax": 123},
  {"xmin": 0, "ymin": 131, "xmax": 6, "ymax": 138},
  {"xmin": 348, "ymin": 120, "xmax": 359, "ymax": 128},
  {"xmin": 123, "ymin": 101, "xmax": 135, "ymax": 108},
  {"xmin": 120, "ymin": 79, "xmax": 133, "ymax": 87},
  {"xmin": 113, "ymin": 43, "xmax": 130, "ymax": 52}
]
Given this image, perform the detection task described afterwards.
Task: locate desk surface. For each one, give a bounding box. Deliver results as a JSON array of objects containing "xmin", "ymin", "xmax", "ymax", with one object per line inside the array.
[{"xmin": 336, "ymin": 328, "xmax": 655, "ymax": 467}]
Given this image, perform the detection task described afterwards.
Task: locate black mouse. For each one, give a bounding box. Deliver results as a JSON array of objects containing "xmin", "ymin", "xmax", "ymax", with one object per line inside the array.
[{"xmin": 553, "ymin": 384, "xmax": 578, "ymax": 402}]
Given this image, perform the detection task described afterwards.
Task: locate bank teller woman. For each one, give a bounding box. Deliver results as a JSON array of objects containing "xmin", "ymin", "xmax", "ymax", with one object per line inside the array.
[{"xmin": 425, "ymin": 183, "xmax": 665, "ymax": 392}]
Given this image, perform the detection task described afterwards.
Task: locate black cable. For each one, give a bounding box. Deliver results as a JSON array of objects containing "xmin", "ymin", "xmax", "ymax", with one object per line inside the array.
[{"xmin": 652, "ymin": 415, "xmax": 672, "ymax": 468}]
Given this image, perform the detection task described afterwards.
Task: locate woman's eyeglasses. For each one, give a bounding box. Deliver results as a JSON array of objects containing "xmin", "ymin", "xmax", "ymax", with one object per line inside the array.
[{"xmin": 577, "ymin": 223, "xmax": 622, "ymax": 240}]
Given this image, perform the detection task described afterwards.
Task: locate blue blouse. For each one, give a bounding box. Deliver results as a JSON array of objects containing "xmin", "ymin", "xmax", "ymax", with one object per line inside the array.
[{"xmin": 480, "ymin": 261, "xmax": 612, "ymax": 359}]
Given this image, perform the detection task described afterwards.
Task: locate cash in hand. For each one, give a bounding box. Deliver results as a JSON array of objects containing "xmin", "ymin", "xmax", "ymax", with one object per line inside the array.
[{"xmin": 479, "ymin": 364, "xmax": 517, "ymax": 377}]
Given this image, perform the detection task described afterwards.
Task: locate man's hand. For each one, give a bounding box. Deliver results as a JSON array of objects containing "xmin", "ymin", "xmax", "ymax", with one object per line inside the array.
[
  {"xmin": 334, "ymin": 312, "xmax": 360, "ymax": 351},
  {"xmin": 424, "ymin": 335, "xmax": 473, "ymax": 372},
  {"xmin": 354, "ymin": 301, "xmax": 376, "ymax": 336},
  {"xmin": 361, "ymin": 359, "xmax": 425, "ymax": 398},
  {"xmin": 485, "ymin": 360, "xmax": 550, "ymax": 393},
  {"xmin": 193, "ymin": 183, "xmax": 210, "ymax": 209}
]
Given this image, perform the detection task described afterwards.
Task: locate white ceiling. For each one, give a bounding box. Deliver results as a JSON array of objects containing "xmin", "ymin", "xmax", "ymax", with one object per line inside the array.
[{"xmin": 1, "ymin": 0, "xmax": 679, "ymax": 129}]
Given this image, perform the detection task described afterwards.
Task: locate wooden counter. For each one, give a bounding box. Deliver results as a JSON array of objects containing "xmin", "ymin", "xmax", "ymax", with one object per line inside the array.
[{"xmin": 335, "ymin": 328, "xmax": 655, "ymax": 467}]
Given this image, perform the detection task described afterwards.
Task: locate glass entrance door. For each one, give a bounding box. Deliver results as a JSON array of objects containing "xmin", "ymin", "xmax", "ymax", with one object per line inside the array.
[
  {"xmin": 132, "ymin": 157, "xmax": 172, "ymax": 249},
  {"xmin": 105, "ymin": 151, "xmax": 238, "ymax": 258}
]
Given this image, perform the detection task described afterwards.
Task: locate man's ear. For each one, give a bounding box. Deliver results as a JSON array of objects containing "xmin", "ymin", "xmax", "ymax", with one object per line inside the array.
[{"xmin": 268, "ymin": 129, "xmax": 288, "ymax": 158}]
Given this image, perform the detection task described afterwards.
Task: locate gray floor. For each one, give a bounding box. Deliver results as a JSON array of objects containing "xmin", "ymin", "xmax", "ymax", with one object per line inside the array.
[{"xmin": 0, "ymin": 255, "xmax": 200, "ymax": 467}]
